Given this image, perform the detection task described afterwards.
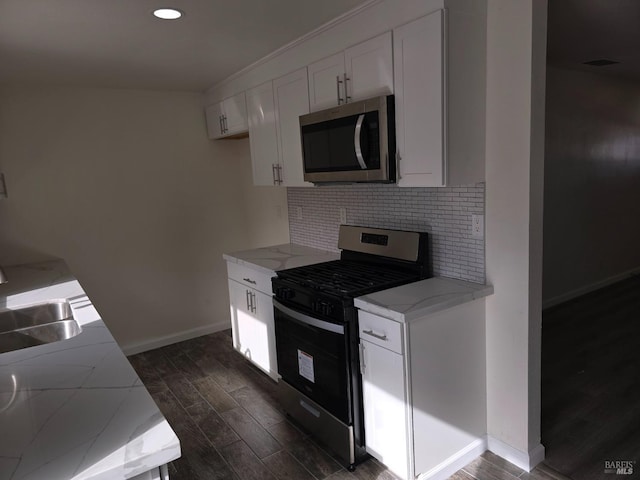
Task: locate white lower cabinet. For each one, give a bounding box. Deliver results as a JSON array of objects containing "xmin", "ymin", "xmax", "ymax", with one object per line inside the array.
[
  {"xmin": 361, "ymin": 339, "xmax": 410, "ymax": 480},
  {"xmin": 227, "ymin": 262, "xmax": 278, "ymax": 380},
  {"xmin": 358, "ymin": 299, "xmax": 487, "ymax": 480}
]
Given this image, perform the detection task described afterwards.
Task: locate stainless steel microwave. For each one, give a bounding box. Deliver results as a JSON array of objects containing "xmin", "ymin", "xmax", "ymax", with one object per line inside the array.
[{"xmin": 299, "ymin": 95, "xmax": 395, "ymax": 184}]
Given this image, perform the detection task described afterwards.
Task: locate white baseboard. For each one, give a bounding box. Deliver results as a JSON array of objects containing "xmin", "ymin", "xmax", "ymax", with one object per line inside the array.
[
  {"xmin": 543, "ymin": 266, "xmax": 640, "ymax": 310},
  {"xmin": 418, "ymin": 437, "xmax": 487, "ymax": 480},
  {"xmin": 120, "ymin": 320, "xmax": 231, "ymax": 356},
  {"xmin": 487, "ymin": 436, "xmax": 545, "ymax": 472}
]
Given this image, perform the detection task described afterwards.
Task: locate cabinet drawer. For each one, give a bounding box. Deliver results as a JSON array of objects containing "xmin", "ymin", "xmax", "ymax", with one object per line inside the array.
[
  {"xmin": 226, "ymin": 261, "xmax": 273, "ymax": 295},
  {"xmin": 358, "ymin": 310, "xmax": 403, "ymax": 354}
]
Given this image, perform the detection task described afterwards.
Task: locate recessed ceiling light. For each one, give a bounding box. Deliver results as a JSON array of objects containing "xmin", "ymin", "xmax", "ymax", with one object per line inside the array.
[{"xmin": 153, "ymin": 8, "xmax": 183, "ymax": 20}]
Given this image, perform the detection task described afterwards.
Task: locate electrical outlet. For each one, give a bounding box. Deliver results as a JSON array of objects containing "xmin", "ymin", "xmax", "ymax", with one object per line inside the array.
[
  {"xmin": 296, "ymin": 206, "xmax": 303, "ymax": 220},
  {"xmin": 339, "ymin": 207, "xmax": 347, "ymax": 224},
  {"xmin": 471, "ymin": 214, "xmax": 484, "ymax": 239}
]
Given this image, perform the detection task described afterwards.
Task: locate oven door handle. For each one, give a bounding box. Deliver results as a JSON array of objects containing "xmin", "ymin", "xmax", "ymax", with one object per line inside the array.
[{"xmin": 273, "ymin": 299, "xmax": 344, "ymax": 335}]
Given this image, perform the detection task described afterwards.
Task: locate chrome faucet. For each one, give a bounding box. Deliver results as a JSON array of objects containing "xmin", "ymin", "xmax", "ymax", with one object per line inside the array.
[{"xmin": 0, "ymin": 267, "xmax": 7, "ymax": 284}]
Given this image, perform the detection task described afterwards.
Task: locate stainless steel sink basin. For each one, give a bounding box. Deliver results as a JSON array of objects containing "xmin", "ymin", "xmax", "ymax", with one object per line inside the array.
[{"xmin": 0, "ymin": 301, "xmax": 82, "ymax": 354}]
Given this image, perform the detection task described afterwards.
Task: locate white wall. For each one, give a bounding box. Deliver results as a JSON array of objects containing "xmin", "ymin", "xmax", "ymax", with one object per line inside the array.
[
  {"xmin": 0, "ymin": 86, "xmax": 289, "ymax": 351},
  {"xmin": 543, "ymin": 66, "xmax": 640, "ymax": 306},
  {"xmin": 484, "ymin": 0, "xmax": 546, "ymax": 468}
]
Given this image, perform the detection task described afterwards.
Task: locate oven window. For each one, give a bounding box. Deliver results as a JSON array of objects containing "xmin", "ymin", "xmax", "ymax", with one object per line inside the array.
[
  {"xmin": 274, "ymin": 308, "xmax": 352, "ymax": 423},
  {"xmin": 302, "ymin": 112, "xmax": 380, "ymax": 173}
]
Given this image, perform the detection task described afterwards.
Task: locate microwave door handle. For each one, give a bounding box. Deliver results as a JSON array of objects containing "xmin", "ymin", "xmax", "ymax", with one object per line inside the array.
[{"xmin": 354, "ymin": 114, "xmax": 368, "ymax": 170}]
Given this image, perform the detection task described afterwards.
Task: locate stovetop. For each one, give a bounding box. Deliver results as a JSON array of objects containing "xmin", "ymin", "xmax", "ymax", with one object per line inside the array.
[{"xmin": 275, "ymin": 259, "xmax": 420, "ymax": 298}]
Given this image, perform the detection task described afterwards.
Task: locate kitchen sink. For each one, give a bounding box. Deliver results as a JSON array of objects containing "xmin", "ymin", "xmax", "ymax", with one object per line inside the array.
[{"xmin": 0, "ymin": 301, "xmax": 82, "ymax": 354}]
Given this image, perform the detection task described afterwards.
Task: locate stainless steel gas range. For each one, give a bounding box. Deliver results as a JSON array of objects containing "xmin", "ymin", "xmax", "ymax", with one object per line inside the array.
[{"xmin": 272, "ymin": 225, "xmax": 430, "ymax": 471}]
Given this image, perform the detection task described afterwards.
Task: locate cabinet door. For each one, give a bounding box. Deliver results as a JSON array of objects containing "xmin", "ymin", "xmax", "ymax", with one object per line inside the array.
[
  {"xmin": 228, "ymin": 279, "xmax": 278, "ymax": 380},
  {"xmin": 361, "ymin": 340, "xmax": 410, "ymax": 480},
  {"xmin": 247, "ymin": 81, "xmax": 279, "ymax": 186},
  {"xmin": 273, "ymin": 68, "xmax": 313, "ymax": 187},
  {"xmin": 253, "ymin": 289, "xmax": 277, "ymax": 379},
  {"xmin": 394, "ymin": 11, "xmax": 446, "ymax": 187},
  {"xmin": 222, "ymin": 91, "xmax": 248, "ymax": 135},
  {"xmin": 307, "ymin": 52, "xmax": 345, "ymax": 112},
  {"xmin": 345, "ymin": 32, "xmax": 393, "ymax": 102},
  {"xmin": 205, "ymin": 102, "xmax": 224, "ymax": 139}
]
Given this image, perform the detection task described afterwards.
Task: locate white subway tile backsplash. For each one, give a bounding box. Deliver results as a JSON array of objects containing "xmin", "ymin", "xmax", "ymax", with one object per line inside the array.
[{"xmin": 287, "ymin": 183, "xmax": 486, "ymax": 283}]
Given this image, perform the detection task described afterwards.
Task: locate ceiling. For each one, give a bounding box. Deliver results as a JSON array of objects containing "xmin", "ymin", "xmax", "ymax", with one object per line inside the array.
[
  {"xmin": 1, "ymin": 1, "xmax": 638, "ymax": 93},
  {"xmin": 546, "ymin": 0, "xmax": 640, "ymax": 80},
  {"xmin": 0, "ymin": 0, "xmax": 366, "ymax": 92}
]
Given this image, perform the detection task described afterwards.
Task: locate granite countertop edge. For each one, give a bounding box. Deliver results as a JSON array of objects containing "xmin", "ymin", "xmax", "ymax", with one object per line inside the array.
[
  {"xmin": 223, "ymin": 243, "xmax": 339, "ymax": 274},
  {"xmin": 354, "ymin": 276, "xmax": 494, "ymax": 323},
  {"xmin": 0, "ymin": 259, "xmax": 181, "ymax": 480}
]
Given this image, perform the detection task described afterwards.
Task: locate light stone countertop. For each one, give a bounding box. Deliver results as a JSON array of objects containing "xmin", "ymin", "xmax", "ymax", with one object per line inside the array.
[
  {"xmin": 223, "ymin": 243, "xmax": 338, "ymax": 274},
  {"xmin": 0, "ymin": 260, "xmax": 180, "ymax": 480},
  {"xmin": 355, "ymin": 276, "xmax": 494, "ymax": 323}
]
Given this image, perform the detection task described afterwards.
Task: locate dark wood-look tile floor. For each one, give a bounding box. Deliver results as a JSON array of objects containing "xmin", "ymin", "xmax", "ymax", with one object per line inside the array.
[
  {"xmin": 128, "ymin": 330, "xmax": 565, "ymax": 480},
  {"xmin": 542, "ymin": 274, "xmax": 640, "ymax": 480}
]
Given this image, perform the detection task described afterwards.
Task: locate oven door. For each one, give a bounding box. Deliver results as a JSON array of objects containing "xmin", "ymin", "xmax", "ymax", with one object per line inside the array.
[{"xmin": 273, "ymin": 299, "xmax": 352, "ymax": 424}]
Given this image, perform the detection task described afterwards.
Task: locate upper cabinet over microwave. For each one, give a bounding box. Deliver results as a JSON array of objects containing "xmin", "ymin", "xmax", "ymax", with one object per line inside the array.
[{"xmin": 307, "ymin": 32, "xmax": 393, "ymax": 113}]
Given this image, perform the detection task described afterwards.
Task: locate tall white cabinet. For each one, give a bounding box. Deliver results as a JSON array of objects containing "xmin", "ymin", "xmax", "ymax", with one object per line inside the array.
[
  {"xmin": 246, "ymin": 71, "xmax": 312, "ymax": 187},
  {"xmin": 394, "ymin": 8, "xmax": 486, "ymax": 187},
  {"xmin": 246, "ymin": 81, "xmax": 281, "ymax": 186},
  {"xmin": 273, "ymin": 68, "xmax": 312, "ymax": 187}
]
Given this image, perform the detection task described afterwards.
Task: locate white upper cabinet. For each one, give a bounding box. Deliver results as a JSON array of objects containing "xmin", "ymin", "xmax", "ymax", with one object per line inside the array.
[
  {"xmin": 205, "ymin": 91, "xmax": 248, "ymax": 139},
  {"xmin": 246, "ymin": 81, "xmax": 280, "ymax": 186},
  {"xmin": 273, "ymin": 68, "xmax": 313, "ymax": 187},
  {"xmin": 394, "ymin": 8, "xmax": 486, "ymax": 187},
  {"xmin": 308, "ymin": 32, "xmax": 393, "ymax": 112},
  {"xmin": 345, "ymin": 31, "xmax": 394, "ymax": 102},
  {"xmin": 307, "ymin": 52, "xmax": 346, "ymax": 112},
  {"xmin": 394, "ymin": 10, "xmax": 445, "ymax": 187}
]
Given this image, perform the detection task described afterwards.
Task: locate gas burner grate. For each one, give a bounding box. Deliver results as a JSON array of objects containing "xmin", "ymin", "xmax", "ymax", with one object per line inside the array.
[{"xmin": 277, "ymin": 260, "xmax": 419, "ymax": 298}]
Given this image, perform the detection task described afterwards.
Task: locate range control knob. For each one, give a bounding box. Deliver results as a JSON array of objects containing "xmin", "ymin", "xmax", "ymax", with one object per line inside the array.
[
  {"xmin": 316, "ymin": 301, "xmax": 333, "ymax": 317},
  {"xmin": 276, "ymin": 287, "xmax": 294, "ymax": 300}
]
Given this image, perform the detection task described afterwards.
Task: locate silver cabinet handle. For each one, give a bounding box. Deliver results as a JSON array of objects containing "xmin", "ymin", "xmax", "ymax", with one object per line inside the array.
[
  {"xmin": 359, "ymin": 343, "xmax": 366, "ymax": 375},
  {"xmin": 246, "ymin": 290, "xmax": 256, "ymax": 313},
  {"xmin": 343, "ymin": 73, "xmax": 351, "ymax": 102},
  {"xmin": 354, "ymin": 114, "xmax": 367, "ymax": 169},
  {"xmin": 362, "ymin": 329, "xmax": 387, "ymax": 341},
  {"xmin": 243, "ymin": 277, "xmax": 257, "ymax": 285},
  {"xmin": 336, "ymin": 75, "xmax": 343, "ymax": 105},
  {"xmin": 277, "ymin": 164, "xmax": 283, "ymax": 185},
  {"xmin": 272, "ymin": 164, "xmax": 277, "ymax": 185},
  {"xmin": 219, "ymin": 115, "xmax": 224, "ymax": 135},
  {"xmin": 222, "ymin": 115, "xmax": 228, "ymax": 133}
]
